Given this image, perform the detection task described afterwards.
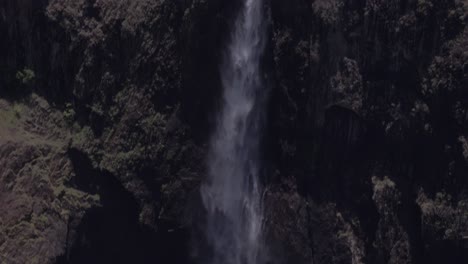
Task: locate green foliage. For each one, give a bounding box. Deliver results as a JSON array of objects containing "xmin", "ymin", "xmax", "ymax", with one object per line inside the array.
[
  {"xmin": 422, "ymin": 29, "xmax": 468, "ymax": 96},
  {"xmin": 13, "ymin": 104, "xmax": 22, "ymax": 118},
  {"xmin": 0, "ymin": 102, "xmax": 21, "ymax": 127},
  {"xmin": 15, "ymin": 68, "xmax": 35, "ymax": 85},
  {"xmin": 63, "ymin": 103, "xmax": 76, "ymax": 124},
  {"xmin": 417, "ymin": 191, "xmax": 468, "ymax": 240}
]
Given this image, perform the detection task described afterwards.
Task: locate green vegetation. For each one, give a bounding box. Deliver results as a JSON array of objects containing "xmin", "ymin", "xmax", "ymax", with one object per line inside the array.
[
  {"xmin": 15, "ymin": 68, "xmax": 35, "ymax": 85},
  {"xmin": 0, "ymin": 102, "xmax": 22, "ymax": 128},
  {"xmin": 417, "ymin": 191, "xmax": 468, "ymax": 240},
  {"xmin": 13, "ymin": 104, "xmax": 22, "ymax": 118},
  {"xmin": 63, "ymin": 103, "xmax": 76, "ymax": 123}
]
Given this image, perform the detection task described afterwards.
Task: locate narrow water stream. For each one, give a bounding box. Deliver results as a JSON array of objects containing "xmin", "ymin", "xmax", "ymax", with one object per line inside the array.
[{"xmin": 201, "ymin": 0, "xmax": 268, "ymax": 263}]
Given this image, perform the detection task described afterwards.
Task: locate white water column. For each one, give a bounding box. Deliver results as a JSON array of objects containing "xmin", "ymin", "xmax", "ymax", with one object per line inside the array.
[{"xmin": 201, "ymin": 0, "xmax": 268, "ymax": 263}]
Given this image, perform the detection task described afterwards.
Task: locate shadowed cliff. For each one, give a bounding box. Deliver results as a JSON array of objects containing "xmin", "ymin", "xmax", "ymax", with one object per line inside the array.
[{"xmin": 0, "ymin": 0, "xmax": 467, "ymax": 263}]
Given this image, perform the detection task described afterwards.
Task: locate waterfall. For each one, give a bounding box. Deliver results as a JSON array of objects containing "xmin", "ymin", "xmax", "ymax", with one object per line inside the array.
[{"xmin": 200, "ymin": 0, "xmax": 267, "ymax": 263}]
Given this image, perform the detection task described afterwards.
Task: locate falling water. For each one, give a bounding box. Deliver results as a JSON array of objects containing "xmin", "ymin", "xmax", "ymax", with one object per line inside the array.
[{"xmin": 200, "ymin": 0, "xmax": 267, "ymax": 263}]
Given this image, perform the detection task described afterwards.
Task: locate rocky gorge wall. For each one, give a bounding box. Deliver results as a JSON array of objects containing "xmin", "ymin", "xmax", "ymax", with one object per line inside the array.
[
  {"xmin": 0, "ymin": 0, "xmax": 467, "ymax": 263},
  {"xmin": 266, "ymin": 0, "xmax": 468, "ymax": 263}
]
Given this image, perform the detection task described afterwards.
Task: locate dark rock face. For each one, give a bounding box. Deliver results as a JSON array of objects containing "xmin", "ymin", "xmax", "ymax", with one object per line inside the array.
[
  {"xmin": 266, "ymin": 0, "xmax": 468, "ymax": 263},
  {"xmin": 0, "ymin": 0, "xmax": 467, "ymax": 263}
]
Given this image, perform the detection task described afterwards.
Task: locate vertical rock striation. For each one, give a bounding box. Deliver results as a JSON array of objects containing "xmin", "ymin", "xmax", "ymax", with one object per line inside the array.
[{"xmin": 0, "ymin": 0, "xmax": 467, "ymax": 263}]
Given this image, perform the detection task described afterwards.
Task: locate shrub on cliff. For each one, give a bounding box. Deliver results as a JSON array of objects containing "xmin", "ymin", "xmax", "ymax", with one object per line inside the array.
[
  {"xmin": 15, "ymin": 68, "xmax": 35, "ymax": 85},
  {"xmin": 63, "ymin": 103, "xmax": 76, "ymax": 124}
]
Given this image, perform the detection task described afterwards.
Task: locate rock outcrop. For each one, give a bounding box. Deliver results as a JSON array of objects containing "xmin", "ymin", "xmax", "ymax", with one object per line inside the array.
[{"xmin": 0, "ymin": 0, "xmax": 467, "ymax": 263}]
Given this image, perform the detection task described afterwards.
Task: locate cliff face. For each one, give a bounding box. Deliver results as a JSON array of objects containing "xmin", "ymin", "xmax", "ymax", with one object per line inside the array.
[
  {"xmin": 1, "ymin": 0, "xmax": 213, "ymax": 262},
  {"xmin": 267, "ymin": 0, "xmax": 468, "ymax": 263},
  {"xmin": 0, "ymin": 0, "xmax": 467, "ymax": 263}
]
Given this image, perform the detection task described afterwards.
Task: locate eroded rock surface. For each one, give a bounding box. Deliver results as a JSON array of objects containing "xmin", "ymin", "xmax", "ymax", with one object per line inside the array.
[{"xmin": 1, "ymin": 0, "xmax": 467, "ymax": 263}]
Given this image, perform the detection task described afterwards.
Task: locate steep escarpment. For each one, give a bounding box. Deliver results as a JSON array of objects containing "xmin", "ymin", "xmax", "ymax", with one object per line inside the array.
[
  {"xmin": 1, "ymin": 0, "xmax": 225, "ymax": 262},
  {"xmin": 0, "ymin": 96, "xmax": 99, "ymax": 263},
  {"xmin": 0, "ymin": 0, "xmax": 467, "ymax": 264},
  {"xmin": 266, "ymin": 0, "xmax": 468, "ymax": 263}
]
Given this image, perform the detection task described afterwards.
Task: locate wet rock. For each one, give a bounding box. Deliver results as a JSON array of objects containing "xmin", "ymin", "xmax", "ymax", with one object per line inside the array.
[{"xmin": 0, "ymin": 0, "xmax": 468, "ymax": 263}]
